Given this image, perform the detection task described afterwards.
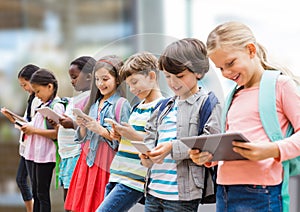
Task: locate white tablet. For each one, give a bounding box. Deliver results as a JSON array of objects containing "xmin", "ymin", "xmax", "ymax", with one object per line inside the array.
[
  {"xmin": 36, "ymin": 107, "xmax": 63, "ymax": 124},
  {"xmin": 1, "ymin": 107, "xmax": 27, "ymax": 123},
  {"xmin": 180, "ymin": 132, "xmax": 250, "ymax": 161},
  {"xmin": 131, "ymin": 141, "xmax": 152, "ymax": 154}
]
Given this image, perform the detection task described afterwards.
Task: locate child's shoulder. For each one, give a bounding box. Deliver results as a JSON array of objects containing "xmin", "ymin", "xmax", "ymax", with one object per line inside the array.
[
  {"xmin": 51, "ymin": 97, "xmax": 67, "ymax": 111},
  {"xmin": 277, "ymin": 74, "xmax": 295, "ymax": 86}
]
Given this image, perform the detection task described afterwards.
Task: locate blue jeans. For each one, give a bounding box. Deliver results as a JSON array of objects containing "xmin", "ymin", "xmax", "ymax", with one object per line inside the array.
[
  {"xmin": 216, "ymin": 184, "xmax": 282, "ymax": 212},
  {"xmin": 16, "ymin": 156, "xmax": 32, "ymax": 201},
  {"xmin": 96, "ymin": 182, "xmax": 143, "ymax": 212},
  {"xmin": 145, "ymin": 194, "xmax": 200, "ymax": 212}
]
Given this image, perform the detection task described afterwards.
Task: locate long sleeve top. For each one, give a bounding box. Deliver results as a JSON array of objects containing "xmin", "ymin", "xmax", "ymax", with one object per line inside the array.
[
  {"xmin": 74, "ymin": 92, "xmax": 131, "ymax": 167},
  {"xmin": 218, "ymin": 75, "xmax": 300, "ymax": 186}
]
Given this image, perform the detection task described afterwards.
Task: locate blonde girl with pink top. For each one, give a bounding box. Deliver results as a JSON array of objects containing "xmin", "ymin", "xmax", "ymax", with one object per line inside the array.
[
  {"xmin": 22, "ymin": 69, "xmax": 65, "ymax": 212},
  {"xmin": 189, "ymin": 21, "xmax": 300, "ymax": 212}
]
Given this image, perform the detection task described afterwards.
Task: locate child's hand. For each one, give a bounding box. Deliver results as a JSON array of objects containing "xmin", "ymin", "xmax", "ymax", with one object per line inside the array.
[
  {"xmin": 75, "ymin": 116, "xmax": 88, "ymax": 128},
  {"xmin": 20, "ymin": 124, "xmax": 35, "ymax": 135},
  {"xmin": 139, "ymin": 153, "xmax": 153, "ymax": 168},
  {"xmin": 147, "ymin": 142, "xmax": 172, "ymax": 164},
  {"xmin": 59, "ymin": 114, "xmax": 74, "ymax": 129},
  {"xmin": 47, "ymin": 118, "xmax": 58, "ymax": 128},
  {"xmin": 115, "ymin": 123, "xmax": 143, "ymax": 141},
  {"xmin": 110, "ymin": 126, "xmax": 121, "ymax": 141},
  {"xmin": 232, "ymin": 141, "xmax": 280, "ymax": 161},
  {"xmin": 189, "ymin": 149, "xmax": 213, "ymax": 165},
  {"xmin": 84, "ymin": 118, "xmax": 101, "ymax": 133}
]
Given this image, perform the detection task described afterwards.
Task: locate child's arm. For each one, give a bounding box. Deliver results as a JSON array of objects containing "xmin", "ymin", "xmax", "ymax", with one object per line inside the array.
[
  {"xmin": 21, "ymin": 124, "xmax": 58, "ymax": 140},
  {"xmin": 143, "ymin": 108, "xmax": 160, "ymax": 148},
  {"xmin": 113, "ymin": 123, "xmax": 144, "ymax": 141},
  {"xmin": 84, "ymin": 118, "xmax": 111, "ymax": 140}
]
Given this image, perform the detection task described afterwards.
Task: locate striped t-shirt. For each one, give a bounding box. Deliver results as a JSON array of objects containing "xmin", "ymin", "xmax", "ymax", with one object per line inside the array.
[
  {"xmin": 109, "ymin": 98, "xmax": 162, "ymax": 192},
  {"xmin": 148, "ymin": 100, "xmax": 178, "ymax": 200}
]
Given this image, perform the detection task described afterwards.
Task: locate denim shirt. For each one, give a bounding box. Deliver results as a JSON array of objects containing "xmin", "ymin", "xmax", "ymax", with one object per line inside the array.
[
  {"xmin": 75, "ymin": 92, "xmax": 131, "ymax": 167},
  {"xmin": 144, "ymin": 88, "xmax": 222, "ymax": 201}
]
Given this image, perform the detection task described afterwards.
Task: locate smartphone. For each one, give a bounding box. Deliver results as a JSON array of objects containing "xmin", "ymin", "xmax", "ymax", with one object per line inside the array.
[
  {"xmin": 104, "ymin": 118, "xmax": 121, "ymax": 126},
  {"xmin": 15, "ymin": 121, "xmax": 23, "ymax": 127},
  {"xmin": 131, "ymin": 141, "xmax": 152, "ymax": 154},
  {"xmin": 72, "ymin": 108, "xmax": 90, "ymax": 121}
]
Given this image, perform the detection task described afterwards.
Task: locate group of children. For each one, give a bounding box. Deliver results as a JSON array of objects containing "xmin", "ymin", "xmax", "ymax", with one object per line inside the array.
[{"xmin": 1, "ymin": 21, "xmax": 300, "ymax": 212}]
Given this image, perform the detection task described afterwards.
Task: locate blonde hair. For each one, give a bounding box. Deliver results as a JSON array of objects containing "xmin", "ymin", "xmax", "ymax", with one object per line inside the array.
[{"xmin": 206, "ymin": 21, "xmax": 300, "ymax": 84}]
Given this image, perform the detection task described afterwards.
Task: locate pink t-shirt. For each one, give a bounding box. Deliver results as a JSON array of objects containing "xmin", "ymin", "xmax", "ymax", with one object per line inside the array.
[
  {"xmin": 23, "ymin": 98, "xmax": 65, "ymax": 163},
  {"xmin": 218, "ymin": 75, "xmax": 300, "ymax": 186}
]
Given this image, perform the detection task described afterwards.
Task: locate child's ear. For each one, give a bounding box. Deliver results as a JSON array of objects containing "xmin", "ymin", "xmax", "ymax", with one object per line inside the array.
[
  {"xmin": 195, "ymin": 73, "xmax": 202, "ymax": 80},
  {"xmin": 86, "ymin": 73, "xmax": 92, "ymax": 81},
  {"xmin": 48, "ymin": 83, "xmax": 54, "ymax": 90},
  {"xmin": 149, "ymin": 70, "xmax": 156, "ymax": 80},
  {"xmin": 246, "ymin": 43, "xmax": 256, "ymax": 58}
]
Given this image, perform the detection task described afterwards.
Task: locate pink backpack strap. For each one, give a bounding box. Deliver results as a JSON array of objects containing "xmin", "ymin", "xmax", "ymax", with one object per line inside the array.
[{"xmin": 115, "ymin": 97, "xmax": 126, "ymax": 123}]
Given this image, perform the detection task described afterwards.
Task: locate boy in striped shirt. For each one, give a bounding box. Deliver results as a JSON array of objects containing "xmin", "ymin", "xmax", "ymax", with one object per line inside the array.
[
  {"xmin": 140, "ymin": 38, "xmax": 221, "ymax": 212},
  {"xmin": 97, "ymin": 51, "xmax": 163, "ymax": 212}
]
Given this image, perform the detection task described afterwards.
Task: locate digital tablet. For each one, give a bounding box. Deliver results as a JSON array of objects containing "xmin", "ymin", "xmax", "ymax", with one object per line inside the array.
[
  {"xmin": 36, "ymin": 107, "xmax": 63, "ymax": 124},
  {"xmin": 1, "ymin": 107, "xmax": 27, "ymax": 123},
  {"xmin": 180, "ymin": 132, "xmax": 250, "ymax": 161},
  {"xmin": 131, "ymin": 141, "xmax": 152, "ymax": 154}
]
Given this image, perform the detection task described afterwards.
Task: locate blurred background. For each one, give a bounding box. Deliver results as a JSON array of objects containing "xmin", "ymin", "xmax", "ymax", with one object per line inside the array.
[{"xmin": 0, "ymin": 0, "xmax": 299, "ymax": 211}]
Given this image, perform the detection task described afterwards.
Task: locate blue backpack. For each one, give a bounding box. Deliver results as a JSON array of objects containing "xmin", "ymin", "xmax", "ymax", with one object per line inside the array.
[{"xmin": 223, "ymin": 70, "xmax": 300, "ymax": 212}]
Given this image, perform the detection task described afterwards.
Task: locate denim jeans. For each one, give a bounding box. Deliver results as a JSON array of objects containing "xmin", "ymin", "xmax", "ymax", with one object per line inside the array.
[
  {"xmin": 216, "ymin": 184, "xmax": 282, "ymax": 212},
  {"xmin": 16, "ymin": 156, "xmax": 32, "ymax": 201},
  {"xmin": 145, "ymin": 194, "xmax": 200, "ymax": 212},
  {"xmin": 96, "ymin": 182, "xmax": 144, "ymax": 212}
]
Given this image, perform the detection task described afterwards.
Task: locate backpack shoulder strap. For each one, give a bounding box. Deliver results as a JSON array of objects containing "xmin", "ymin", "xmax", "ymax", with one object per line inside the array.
[
  {"xmin": 259, "ymin": 70, "xmax": 284, "ymax": 141},
  {"xmin": 221, "ymin": 85, "xmax": 239, "ymax": 133},
  {"xmin": 154, "ymin": 97, "xmax": 170, "ymax": 110},
  {"xmin": 259, "ymin": 72, "xmax": 298, "ymax": 212},
  {"xmin": 153, "ymin": 97, "xmax": 172, "ymax": 117},
  {"xmin": 48, "ymin": 97, "xmax": 68, "ymax": 110},
  {"xmin": 130, "ymin": 102, "xmax": 140, "ymax": 114},
  {"xmin": 198, "ymin": 92, "xmax": 219, "ymax": 135},
  {"xmin": 115, "ymin": 97, "xmax": 126, "ymax": 123}
]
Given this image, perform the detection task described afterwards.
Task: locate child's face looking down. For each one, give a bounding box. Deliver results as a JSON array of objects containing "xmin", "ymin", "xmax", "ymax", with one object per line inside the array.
[
  {"xmin": 163, "ymin": 69, "xmax": 200, "ymax": 100},
  {"xmin": 31, "ymin": 83, "xmax": 54, "ymax": 103},
  {"xmin": 209, "ymin": 45, "xmax": 258, "ymax": 88},
  {"xmin": 94, "ymin": 67, "xmax": 117, "ymax": 99},
  {"xmin": 125, "ymin": 72, "xmax": 156, "ymax": 100},
  {"xmin": 18, "ymin": 77, "xmax": 34, "ymax": 94},
  {"xmin": 69, "ymin": 64, "xmax": 91, "ymax": 92}
]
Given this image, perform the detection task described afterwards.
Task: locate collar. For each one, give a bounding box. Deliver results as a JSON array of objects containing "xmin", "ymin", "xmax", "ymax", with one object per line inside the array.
[
  {"xmin": 179, "ymin": 87, "xmax": 207, "ymax": 105},
  {"xmin": 97, "ymin": 92, "xmax": 121, "ymax": 105}
]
